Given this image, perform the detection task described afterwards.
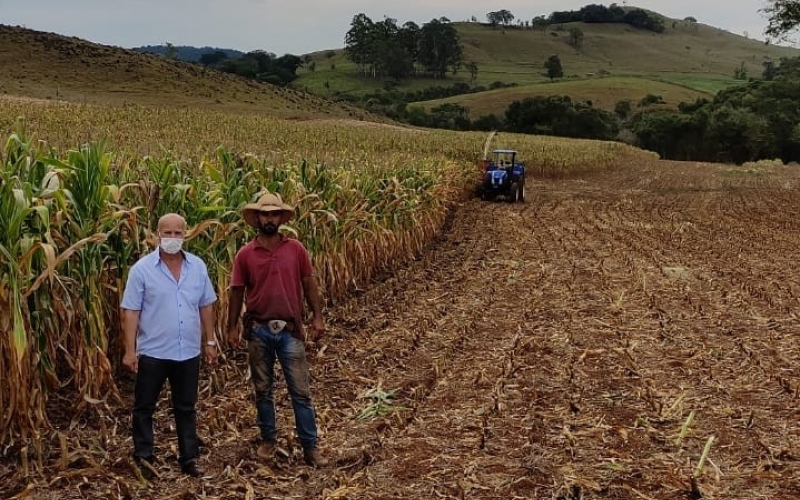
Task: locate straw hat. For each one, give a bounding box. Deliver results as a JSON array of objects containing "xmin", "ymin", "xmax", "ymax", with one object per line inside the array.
[{"xmin": 242, "ymin": 192, "xmax": 295, "ymax": 228}]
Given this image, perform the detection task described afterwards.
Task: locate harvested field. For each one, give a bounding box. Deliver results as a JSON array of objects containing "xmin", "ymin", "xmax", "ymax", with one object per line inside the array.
[{"xmin": 4, "ymin": 158, "xmax": 800, "ymax": 499}]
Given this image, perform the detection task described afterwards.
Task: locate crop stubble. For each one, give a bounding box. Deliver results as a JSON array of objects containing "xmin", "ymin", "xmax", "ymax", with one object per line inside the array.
[{"xmin": 7, "ymin": 158, "xmax": 800, "ymax": 499}]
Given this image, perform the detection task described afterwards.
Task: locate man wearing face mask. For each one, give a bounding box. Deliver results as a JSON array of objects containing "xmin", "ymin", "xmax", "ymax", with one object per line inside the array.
[
  {"xmin": 226, "ymin": 192, "xmax": 328, "ymax": 467},
  {"xmin": 121, "ymin": 213, "xmax": 218, "ymax": 478}
]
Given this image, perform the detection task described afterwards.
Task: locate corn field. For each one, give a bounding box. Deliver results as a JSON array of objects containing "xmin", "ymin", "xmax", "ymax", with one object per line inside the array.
[{"xmin": 0, "ymin": 98, "xmax": 657, "ymax": 467}]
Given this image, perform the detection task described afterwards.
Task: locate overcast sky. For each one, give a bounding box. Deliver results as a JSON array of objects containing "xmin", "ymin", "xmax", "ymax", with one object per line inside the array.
[{"xmin": 0, "ymin": 1, "xmax": 780, "ymax": 55}]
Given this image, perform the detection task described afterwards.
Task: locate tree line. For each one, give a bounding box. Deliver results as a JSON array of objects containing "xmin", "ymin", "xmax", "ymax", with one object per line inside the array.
[
  {"xmin": 391, "ymin": 96, "xmax": 619, "ymax": 141},
  {"xmin": 626, "ymin": 0, "xmax": 800, "ymax": 166},
  {"xmin": 484, "ymin": 4, "xmax": 666, "ymax": 34},
  {"xmin": 288, "ymin": 58, "xmax": 798, "ymax": 165},
  {"xmin": 199, "ymin": 50, "xmax": 304, "ymax": 86},
  {"xmin": 548, "ymin": 4, "xmax": 665, "ymax": 33},
  {"xmin": 629, "ymin": 58, "xmax": 800, "ymax": 164},
  {"xmin": 133, "ymin": 44, "xmax": 244, "ymax": 62},
  {"xmin": 135, "ymin": 44, "xmax": 305, "ymax": 86},
  {"xmin": 358, "ymin": 55, "xmax": 800, "ymax": 165},
  {"xmin": 337, "ymin": 0, "xmax": 800, "ymax": 165},
  {"xmin": 344, "ymin": 14, "xmax": 464, "ymax": 80}
]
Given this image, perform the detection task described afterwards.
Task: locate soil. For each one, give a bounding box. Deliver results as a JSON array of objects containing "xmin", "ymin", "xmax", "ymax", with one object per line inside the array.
[{"xmin": 3, "ymin": 158, "xmax": 800, "ymax": 499}]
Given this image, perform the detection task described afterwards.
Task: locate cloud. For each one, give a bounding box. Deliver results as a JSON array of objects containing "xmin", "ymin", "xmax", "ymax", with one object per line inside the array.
[{"xmin": 0, "ymin": 0, "xmax": 781, "ymax": 54}]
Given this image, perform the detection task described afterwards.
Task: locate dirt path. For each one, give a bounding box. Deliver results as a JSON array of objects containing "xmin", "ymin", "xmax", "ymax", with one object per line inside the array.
[{"xmin": 6, "ymin": 159, "xmax": 800, "ymax": 499}]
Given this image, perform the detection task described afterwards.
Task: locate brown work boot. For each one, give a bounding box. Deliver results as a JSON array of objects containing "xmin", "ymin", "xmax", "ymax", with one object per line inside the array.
[
  {"xmin": 256, "ymin": 440, "xmax": 277, "ymax": 460},
  {"xmin": 303, "ymin": 448, "xmax": 329, "ymax": 467}
]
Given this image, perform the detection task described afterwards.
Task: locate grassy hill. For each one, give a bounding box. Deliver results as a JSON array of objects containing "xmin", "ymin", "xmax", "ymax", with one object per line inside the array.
[
  {"xmin": 296, "ymin": 15, "xmax": 800, "ymax": 116},
  {"xmin": 0, "ymin": 25, "xmax": 372, "ymax": 121},
  {"xmin": 3, "ymin": 10, "xmax": 800, "ymax": 123},
  {"xmin": 419, "ymin": 76, "xmax": 712, "ymax": 117}
]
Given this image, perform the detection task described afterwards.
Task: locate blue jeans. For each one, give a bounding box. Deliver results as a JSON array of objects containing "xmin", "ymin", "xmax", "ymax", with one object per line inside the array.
[{"xmin": 248, "ymin": 324, "xmax": 319, "ymax": 451}]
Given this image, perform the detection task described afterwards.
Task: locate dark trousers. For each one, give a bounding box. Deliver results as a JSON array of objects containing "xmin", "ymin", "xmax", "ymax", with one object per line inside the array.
[{"xmin": 132, "ymin": 355, "xmax": 200, "ymax": 466}]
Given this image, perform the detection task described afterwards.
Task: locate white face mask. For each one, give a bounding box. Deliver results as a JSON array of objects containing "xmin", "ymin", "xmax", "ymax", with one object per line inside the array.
[{"xmin": 160, "ymin": 237, "xmax": 184, "ymax": 254}]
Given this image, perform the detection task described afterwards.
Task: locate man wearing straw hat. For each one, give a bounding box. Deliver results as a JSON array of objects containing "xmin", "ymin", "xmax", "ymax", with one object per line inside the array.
[{"xmin": 226, "ymin": 192, "xmax": 329, "ymax": 467}]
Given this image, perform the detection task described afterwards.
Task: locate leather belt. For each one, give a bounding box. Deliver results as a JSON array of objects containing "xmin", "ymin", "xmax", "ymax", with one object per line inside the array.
[{"xmin": 252, "ymin": 318, "xmax": 296, "ymax": 333}]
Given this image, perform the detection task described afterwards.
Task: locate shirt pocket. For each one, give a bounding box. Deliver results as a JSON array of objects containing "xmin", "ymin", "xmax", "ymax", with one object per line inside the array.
[{"xmin": 180, "ymin": 271, "xmax": 207, "ymax": 307}]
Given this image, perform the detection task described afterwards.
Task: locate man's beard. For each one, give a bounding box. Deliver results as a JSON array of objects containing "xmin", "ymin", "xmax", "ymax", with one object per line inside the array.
[{"xmin": 259, "ymin": 222, "xmax": 278, "ymax": 235}]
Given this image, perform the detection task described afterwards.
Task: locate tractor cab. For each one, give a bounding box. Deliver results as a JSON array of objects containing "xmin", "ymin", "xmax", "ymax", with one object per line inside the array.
[{"xmin": 488, "ymin": 149, "xmax": 517, "ymax": 170}]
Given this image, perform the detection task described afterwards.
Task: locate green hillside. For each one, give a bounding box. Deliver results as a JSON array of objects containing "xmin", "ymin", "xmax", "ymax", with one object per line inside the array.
[
  {"xmin": 296, "ymin": 16, "xmax": 800, "ymax": 115},
  {"xmin": 455, "ymin": 20, "xmax": 797, "ymax": 81},
  {"xmin": 0, "ymin": 25, "xmax": 373, "ymax": 121},
  {"xmin": 415, "ymin": 76, "xmax": 724, "ymax": 117},
  {"xmin": 2, "ymin": 8, "xmax": 799, "ymax": 123}
]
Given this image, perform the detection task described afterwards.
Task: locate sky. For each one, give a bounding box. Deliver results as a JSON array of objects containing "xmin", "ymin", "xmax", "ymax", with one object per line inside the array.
[{"xmin": 0, "ymin": 0, "xmax": 781, "ymax": 55}]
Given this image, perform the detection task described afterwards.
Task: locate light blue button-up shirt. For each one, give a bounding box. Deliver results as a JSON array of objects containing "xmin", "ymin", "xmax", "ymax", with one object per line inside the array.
[{"xmin": 121, "ymin": 249, "xmax": 217, "ymax": 361}]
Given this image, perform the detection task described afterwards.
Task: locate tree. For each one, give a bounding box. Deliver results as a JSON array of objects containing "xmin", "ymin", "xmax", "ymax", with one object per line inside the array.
[
  {"xmin": 499, "ymin": 10, "xmax": 515, "ymax": 26},
  {"xmin": 772, "ymin": 55, "xmax": 800, "ymax": 79},
  {"xmin": 532, "ymin": 16, "xmax": 549, "ymax": 35},
  {"xmin": 762, "ymin": 0, "xmax": 800, "ymax": 39},
  {"xmin": 418, "ymin": 19, "xmax": 463, "ymax": 78},
  {"xmin": 614, "ymin": 99, "xmax": 633, "ymax": 119},
  {"xmin": 734, "ymin": 62, "xmax": 748, "ymax": 80},
  {"xmin": 345, "ymin": 13, "xmax": 377, "ymax": 77},
  {"xmin": 626, "ymin": 79, "xmax": 800, "ymax": 163},
  {"xmin": 504, "ymin": 95, "xmax": 616, "ymax": 139},
  {"xmin": 397, "ymin": 21, "xmax": 421, "ymax": 75},
  {"xmin": 199, "ymin": 50, "xmax": 228, "ymax": 66},
  {"xmin": 371, "ymin": 18, "xmax": 411, "ymax": 80},
  {"xmin": 486, "ymin": 10, "xmax": 514, "ymax": 28},
  {"xmin": 706, "ymin": 105, "xmax": 771, "ymax": 163},
  {"xmin": 623, "ymin": 9, "xmax": 665, "ymax": 33},
  {"xmin": 639, "ymin": 94, "xmax": 664, "ymax": 107},
  {"xmin": 549, "ymin": 11, "xmax": 579, "ymax": 26},
  {"xmin": 544, "ymin": 55, "xmax": 563, "ymax": 80},
  {"xmin": 465, "ymin": 61, "xmax": 479, "ymax": 85},
  {"xmin": 345, "ymin": 13, "xmax": 467, "ymax": 82},
  {"xmin": 472, "ymin": 113, "xmax": 503, "ymax": 131},
  {"xmin": 569, "ymin": 27, "xmax": 584, "ymax": 48},
  {"xmin": 429, "ymin": 103, "xmax": 471, "ymax": 130},
  {"xmin": 163, "ymin": 42, "xmax": 178, "ymax": 60},
  {"xmin": 580, "ymin": 4, "xmax": 614, "ymax": 23},
  {"xmin": 631, "ymin": 110, "xmax": 708, "ymax": 160},
  {"xmin": 216, "ymin": 51, "xmax": 302, "ymax": 86},
  {"xmin": 681, "ymin": 16, "xmax": 699, "ymax": 32}
]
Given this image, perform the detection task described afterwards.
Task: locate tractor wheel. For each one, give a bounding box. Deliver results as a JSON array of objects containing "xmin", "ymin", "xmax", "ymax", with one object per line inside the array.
[
  {"xmin": 508, "ymin": 182, "xmax": 519, "ymax": 203},
  {"xmin": 519, "ymin": 179, "xmax": 526, "ymax": 202}
]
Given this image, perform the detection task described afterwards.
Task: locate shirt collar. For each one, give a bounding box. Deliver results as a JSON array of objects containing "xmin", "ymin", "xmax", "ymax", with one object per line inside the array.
[
  {"xmin": 251, "ymin": 234, "xmax": 286, "ymax": 250},
  {"xmin": 150, "ymin": 249, "xmax": 190, "ymax": 266}
]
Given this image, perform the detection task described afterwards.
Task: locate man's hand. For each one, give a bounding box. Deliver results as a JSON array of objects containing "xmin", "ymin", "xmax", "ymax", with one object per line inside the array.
[
  {"xmin": 203, "ymin": 345, "xmax": 218, "ymax": 365},
  {"xmin": 227, "ymin": 325, "xmax": 241, "ymax": 349},
  {"xmin": 123, "ymin": 351, "xmax": 138, "ymax": 373},
  {"xmin": 308, "ymin": 316, "xmax": 326, "ymax": 343}
]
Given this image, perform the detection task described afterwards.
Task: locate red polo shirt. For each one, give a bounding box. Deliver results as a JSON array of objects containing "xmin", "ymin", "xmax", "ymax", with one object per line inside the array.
[{"xmin": 230, "ymin": 236, "xmax": 314, "ymax": 332}]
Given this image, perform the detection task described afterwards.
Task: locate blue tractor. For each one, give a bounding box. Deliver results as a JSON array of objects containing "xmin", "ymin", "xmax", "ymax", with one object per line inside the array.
[{"xmin": 478, "ymin": 149, "xmax": 526, "ymax": 202}]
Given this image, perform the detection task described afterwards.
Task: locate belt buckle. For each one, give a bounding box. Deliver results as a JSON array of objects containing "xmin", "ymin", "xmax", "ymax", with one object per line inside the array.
[{"xmin": 268, "ymin": 320, "xmax": 286, "ymax": 334}]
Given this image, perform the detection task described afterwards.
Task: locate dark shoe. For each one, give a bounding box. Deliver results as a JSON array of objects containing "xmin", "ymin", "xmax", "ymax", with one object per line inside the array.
[
  {"xmin": 303, "ymin": 449, "xmax": 329, "ymax": 467},
  {"xmin": 256, "ymin": 440, "xmax": 277, "ymax": 460},
  {"xmin": 181, "ymin": 460, "xmax": 204, "ymax": 478}
]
